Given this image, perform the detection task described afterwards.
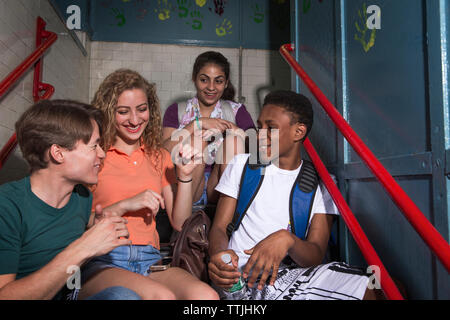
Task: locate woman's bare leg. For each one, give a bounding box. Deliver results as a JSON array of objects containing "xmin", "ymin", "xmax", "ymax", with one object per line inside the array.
[
  {"xmin": 149, "ymin": 267, "xmax": 219, "ymax": 300},
  {"xmin": 79, "ymin": 267, "xmax": 176, "ymax": 300}
]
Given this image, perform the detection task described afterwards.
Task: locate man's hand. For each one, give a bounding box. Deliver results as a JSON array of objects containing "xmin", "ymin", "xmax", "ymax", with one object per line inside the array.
[
  {"xmin": 93, "ymin": 204, "xmax": 118, "ymax": 225},
  {"xmin": 242, "ymin": 230, "xmax": 294, "ymax": 290},
  {"xmin": 208, "ymin": 250, "xmax": 242, "ymax": 290},
  {"xmin": 77, "ymin": 215, "xmax": 131, "ymax": 258}
]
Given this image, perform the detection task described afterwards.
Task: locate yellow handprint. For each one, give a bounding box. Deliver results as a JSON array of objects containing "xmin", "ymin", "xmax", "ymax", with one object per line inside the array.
[
  {"xmin": 155, "ymin": 0, "xmax": 173, "ymax": 21},
  {"xmin": 354, "ymin": 3, "xmax": 377, "ymax": 52},
  {"xmin": 216, "ymin": 18, "xmax": 232, "ymax": 37},
  {"xmin": 196, "ymin": 0, "xmax": 207, "ymax": 7}
]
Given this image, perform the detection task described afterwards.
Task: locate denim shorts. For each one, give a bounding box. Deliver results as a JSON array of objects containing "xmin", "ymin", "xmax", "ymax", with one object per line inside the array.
[
  {"xmin": 193, "ymin": 171, "xmax": 210, "ymax": 207},
  {"xmin": 82, "ymin": 245, "xmax": 162, "ymax": 282}
]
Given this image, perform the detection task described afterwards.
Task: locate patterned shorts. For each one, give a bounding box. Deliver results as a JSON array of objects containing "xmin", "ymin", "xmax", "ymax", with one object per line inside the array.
[{"xmin": 218, "ymin": 261, "xmax": 370, "ymax": 301}]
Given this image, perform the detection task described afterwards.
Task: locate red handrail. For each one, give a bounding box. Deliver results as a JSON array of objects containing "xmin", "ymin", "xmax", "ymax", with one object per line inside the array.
[
  {"xmin": 0, "ymin": 17, "xmax": 56, "ymax": 170},
  {"xmin": 280, "ymin": 43, "xmax": 450, "ymax": 271},
  {"xmin": 0, "ymin": 133, "xmax": 17, "ymax": 171},
  {"xmin": 33, "ymin": 17, "xmax": 55, "ymax": 102},
  {"xmin": 304, "ymin": 138, "xmax": 403, "ymax": 299}
]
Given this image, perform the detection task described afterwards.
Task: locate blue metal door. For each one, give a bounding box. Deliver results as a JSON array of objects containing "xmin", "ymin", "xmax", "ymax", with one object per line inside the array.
[{"xmin": 291, "ymin": 0, "xmax": 449, "ymax": 299}]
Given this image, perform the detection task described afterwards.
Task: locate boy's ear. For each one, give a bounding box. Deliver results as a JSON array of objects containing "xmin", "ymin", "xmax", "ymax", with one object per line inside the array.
[
  {"xmin": 294, "ymin": 123, "xmax": 307, "ymax": 142},
  {"xmin": 48, "ymin": 144, "xmax": 65, "ymax": 164}
]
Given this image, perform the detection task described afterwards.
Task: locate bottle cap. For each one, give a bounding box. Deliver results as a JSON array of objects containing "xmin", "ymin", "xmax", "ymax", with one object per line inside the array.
[{"xmin": 221, "ymin": 253, "xmax": 232, "ymax": 264}]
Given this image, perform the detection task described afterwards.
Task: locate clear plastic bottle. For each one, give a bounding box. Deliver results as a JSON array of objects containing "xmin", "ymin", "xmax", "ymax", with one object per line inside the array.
[{"xmin": 221, "ymin": 253, "xmax": 247, "ymax": 299}]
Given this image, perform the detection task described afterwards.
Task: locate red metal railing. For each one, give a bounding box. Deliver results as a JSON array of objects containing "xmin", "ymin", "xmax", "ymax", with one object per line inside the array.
[
  {"xmin": 0, "ymin": 17, "xmax": 57, "ymax": 170},
  {"xmin": 280, "ymin": 43, "xmax": 450, "ymax": 298},
  {"xmin": 304, "ymin": 139, "xmax": 403, "ymax": 300}
]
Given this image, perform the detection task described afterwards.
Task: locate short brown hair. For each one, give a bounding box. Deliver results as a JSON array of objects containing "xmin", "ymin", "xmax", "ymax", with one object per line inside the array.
[{"xmin": 15, "ymin": 99, "xmax": 104, "ymax": 173}]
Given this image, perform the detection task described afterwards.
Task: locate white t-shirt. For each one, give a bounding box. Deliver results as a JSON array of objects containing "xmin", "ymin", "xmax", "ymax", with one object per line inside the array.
[{"xmin": 215, "ymin": 154, "xmax": 340, "ymax": 269}]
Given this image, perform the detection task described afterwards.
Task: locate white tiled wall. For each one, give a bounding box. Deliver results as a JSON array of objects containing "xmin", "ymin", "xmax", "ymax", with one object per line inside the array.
[
  {"xmin": 0, "ymin": 0, "xmax": 91, "ymax": 183},
  {"xmin": 89, "ymin": 42, "xmax": 292, "ymax": 123},
  {"xmin": 0, "ymin": 0, "xmax": 292, "ymax": 184}
]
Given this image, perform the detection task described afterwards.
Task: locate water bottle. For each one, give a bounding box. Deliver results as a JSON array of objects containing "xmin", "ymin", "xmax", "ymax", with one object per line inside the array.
[{"xmin": 221, "ymin": 253, "xmax": 247, "ymax": 299}]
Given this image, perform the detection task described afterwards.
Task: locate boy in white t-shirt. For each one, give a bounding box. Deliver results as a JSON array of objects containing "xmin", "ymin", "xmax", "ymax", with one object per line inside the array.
[{"xmin": 208, "ymin": 90, "xmax": 382, "ymax": 300}]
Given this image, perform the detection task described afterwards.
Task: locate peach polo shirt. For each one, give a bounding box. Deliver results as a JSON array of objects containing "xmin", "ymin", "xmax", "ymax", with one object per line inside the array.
[{"xmin": 92, "ymin": 145, "xmax": 176, "ymax": 249}]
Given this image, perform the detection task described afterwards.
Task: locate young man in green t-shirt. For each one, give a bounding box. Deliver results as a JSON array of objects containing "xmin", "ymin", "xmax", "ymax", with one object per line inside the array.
[{"xmin": 0, "ymin": 100, "xmax": 135, "ymax": 300}]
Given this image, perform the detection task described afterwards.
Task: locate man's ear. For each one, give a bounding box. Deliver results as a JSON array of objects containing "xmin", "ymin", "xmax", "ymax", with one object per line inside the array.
[
  {"xmin": 48, "ymin": 144, "xmax": 65, "ymax": 164},
  {"xmin": 294, "ymin": 123, "xmax": 307, "ymax": 142}
]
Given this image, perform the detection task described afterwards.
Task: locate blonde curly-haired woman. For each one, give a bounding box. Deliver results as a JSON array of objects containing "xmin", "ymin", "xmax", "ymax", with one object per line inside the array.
[{"xmin": 79, "ymin": 69, "xmax": 218, "ymax": 300}]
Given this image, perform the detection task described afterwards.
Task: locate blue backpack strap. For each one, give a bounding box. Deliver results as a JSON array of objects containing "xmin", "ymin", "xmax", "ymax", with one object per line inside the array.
[
  {"xmin": 289, "ymin": 160, "xmax": 319, "ymax": 240},
  {"xmin": 226, "ymin": 158, "xmax": 265, "ymax": 238}
]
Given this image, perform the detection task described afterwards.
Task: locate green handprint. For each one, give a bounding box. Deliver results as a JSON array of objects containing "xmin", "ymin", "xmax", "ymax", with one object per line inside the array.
[
  {"xmin": 354, "ymin": 3, "xmax": 377, "ymax": 52},
  {"xmin": 216, "ymin": 18, "xmax": 232, "ymax": 37},
  {"xmin": 251, "ymin": 4, "xmax": 265, "ymax": 23},
  {"xmin": 111, "ymin": 8, "xmax": 126, "ymax": 27},
  {"xmin": 186, "ymin": 10, "xmax": 203, "ymax": 30},
  {"xmin": 177, "ymin": 0, "xmax": 192, "ymax": 18}
]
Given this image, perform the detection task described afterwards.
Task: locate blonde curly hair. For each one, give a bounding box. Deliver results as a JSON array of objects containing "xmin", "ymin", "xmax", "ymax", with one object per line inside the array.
[{"xmin": 91, "ymin": 69, "xmax": 163, "ymax": 166}]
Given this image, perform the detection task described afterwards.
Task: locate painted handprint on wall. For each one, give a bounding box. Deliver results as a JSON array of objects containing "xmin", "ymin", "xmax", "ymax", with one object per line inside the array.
[
  {"xmin": 155, "ymin": 0, "xmax": 173, "ymax": 21},
  {"xmin": 186, "ymin": 10, "xmax": 204, "ymax": 30},
  {"xmin": 178, "ymin": 0, "xmax": 192, "ymax": 18},
  {"xmin": 110, "ymin": 8, "xmax": 126, "ymax": 26},
  {"xmin": 196, "ymin": 0, "xmax": 207, "ymax": 7},
  {"xmin": 216, "ymin": 18, "xmax": 232, "ymax": 37},
  {"xmin": 251, "ymin": 4, "xmax": 265, "ymax": 23},
  {"xmin": 133, "ymin": 0, "xmax": 150, "ymax": 20},
  {"xmin": 209, "ymin": 0, "xmax": 227, "ymax": 17},
  {"xmin": 354, "ymin": 3, "xmax": 377, "ymax": 52}
]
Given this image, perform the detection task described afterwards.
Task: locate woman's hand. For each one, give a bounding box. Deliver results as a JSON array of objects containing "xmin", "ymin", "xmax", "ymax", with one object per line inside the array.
[
  {"xmin": 104, "ymin": 190, "xmax": 165, "ymax": 219},
  {"xmin": 199, "ymin": 118, "xmax": 233, "ymax": 133},
  {"xmin": 173, "ymin": 142, "xmax": 203, "ymax": 179}
]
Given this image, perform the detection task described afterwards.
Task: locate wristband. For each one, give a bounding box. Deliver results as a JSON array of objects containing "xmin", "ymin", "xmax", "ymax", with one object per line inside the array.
[{"xmin": 177, "ymin": 176, "xmax": 193, "ymax": 183}]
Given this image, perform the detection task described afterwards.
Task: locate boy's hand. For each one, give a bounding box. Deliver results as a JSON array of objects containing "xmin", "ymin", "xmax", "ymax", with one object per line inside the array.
[
  {"xmin": 77, "ymin": 215, "xmax": 131, "ymax": 258},
  {"xmin": 93, "ymin": 204, "xmax": 119, "ymax": 225},
  {"xmin": 242, "ymin": 230, "xmax": 294, "ymax": 290},
  {"xmin": 208, "ymin": 250, "xmax": 242, "ymax": 289}
]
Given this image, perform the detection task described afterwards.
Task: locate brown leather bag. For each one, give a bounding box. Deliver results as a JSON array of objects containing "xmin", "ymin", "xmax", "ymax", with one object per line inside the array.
[{"xmin": 170, "ymin": 210, "xmax": 211, "ymax": 282}]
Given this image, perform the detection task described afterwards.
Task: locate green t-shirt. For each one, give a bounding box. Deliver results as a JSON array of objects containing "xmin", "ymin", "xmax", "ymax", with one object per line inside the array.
[{"xmin": 0, "ymin": 176, "xmax": 92, "ymax": 279}]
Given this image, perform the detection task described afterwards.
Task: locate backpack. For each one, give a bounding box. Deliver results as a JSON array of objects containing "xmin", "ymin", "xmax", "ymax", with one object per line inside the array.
[
  {"xmin": 177, "ymin": 100, "xmax": 236, "ymax": 126},
  {"xmin": 226, "ymin": 158, "xmax": 319, "ymax": 240}
]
